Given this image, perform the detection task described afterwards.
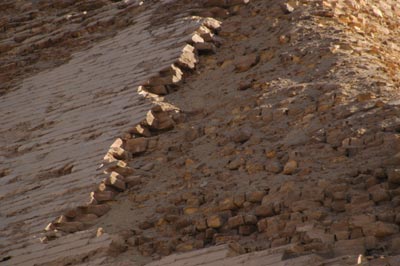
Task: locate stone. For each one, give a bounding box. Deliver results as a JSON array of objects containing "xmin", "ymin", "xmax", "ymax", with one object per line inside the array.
[
  {"xmin": 235, "ymin": 53, "xmax": 260, "ymax": 72},
  {"xmin": 257, "ymin": 218, "xmax": 268, "ymax": 232},
  {"xmin": 238, "ymin": 225, "xmax": 256, "ymax": 236},
  {"xmin": 54, "ymin": 221, "xmax": 84, "ymax": 233},
  {"xmin": 176, "ymin": 44, "xmax": 198, "ymax": 69},
  {"xmin": 124, "ymin": 175, "xmax": 141, "ymax": 187},
  {"xmin": 333, "ymin": 238, "xmax": 365, "ymax": 256},
  {"xmin": 283, "ymin": 160, "xmax": 298, "ymax": 175},
  {"xmin": 364, "ymin": 222, "xmax": 399, "ymax": 238},
  {"xmin": 105, "ymin": 171, "xmax": 126, "ymax": 191},
  {"xmin": 145, "ymin": 85, "xmax": 168, "ymax": 95},
  {"xmin": 368, "ymin": 185, "xmax": 390, "ymax": 203},
  {"xmin": 243, "ymin": 214, "xmax": 258, "ymax": 225},
  {"xmin": 146, "ymin": 110, "xmax": 174, "ymax": 130},
  {"xmin": 129, "ymin": 124, "xmax": 151, "ymax": 137},
  {"xmin": 228, "ymin": 215, "xmax": 244, "ymax": 229},
  {"xmin": 281, "ymin": 3, "xmax": 294, "ymax": 14},
  {"xmin": 265, "ymin": 160, "xmax": 282, "ymax": 173},
  {"xmin": 219, "ymin": 197, "xmax": 237, "ymax": 211},
  {"xmin": 254, "ymin": 204, "xmax": 274, "ymax": 217},
  {"xmin": 91, "ymin": 191, "xmax": 115, "ymax": 202},
  {"xmin": 292, "ymin": 200, "xmax": 321, "ymax": 212},
  {"xmin": 194, "ymin": 42, "xmax": 217, "ymax": 53},
  {"xmin": 246, "ymin": 190, "xmax": 266, "ymax": 203},
  {"xmin": 79, "ymin": 204, "xmax": 111, "ymax": 217},
  {"xmin": 207, "ymin": 214, "xmax": 225, "ymax": 228},
  {"xmin": 195, "ymin": 218, "xmax": 208, "ymax": 231},
  {"xmin": 75, "ymin": 214, "xmax": 98, "ymax": 224},
  {"xmin": 125, "ymin": 138, "xmax": 148, "ymax": 154},
  {"xmin": 233, "ymin": 194, "xmax": 245, "ymax": 207},
  {"xmin": 389, "ymin": 169, "xmax": 400, "ymax": 184}
]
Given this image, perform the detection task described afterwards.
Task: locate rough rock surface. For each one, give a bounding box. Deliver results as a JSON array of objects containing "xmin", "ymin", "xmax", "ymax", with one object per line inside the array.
[{"xmin": 1, "ymin": 0, "xmax": 400, "ymax": 265}]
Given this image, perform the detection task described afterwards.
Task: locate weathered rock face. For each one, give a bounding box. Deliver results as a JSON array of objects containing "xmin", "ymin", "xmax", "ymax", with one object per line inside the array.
[{"xmin": 2, "ymin": 0, "xmax": 400, "ymax": 265}]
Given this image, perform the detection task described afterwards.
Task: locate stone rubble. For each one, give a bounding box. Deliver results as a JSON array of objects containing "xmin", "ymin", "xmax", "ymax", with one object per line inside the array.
[{"xmin": 1, "ymin": 0, "xmax": 400, "ymax": 265}]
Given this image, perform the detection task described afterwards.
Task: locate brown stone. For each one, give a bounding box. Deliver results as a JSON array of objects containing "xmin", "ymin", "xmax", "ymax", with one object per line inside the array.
[
  {"xmin": 246, "ymin": 190, "xmax": 266, "ymax": 203},
  {"xmin": 364, "ymin": 222, "xmax": 399, "ymax": 238},
  {"xmin": 54, "ymin": 221, "xmax": 84, "ymax": 233},
  {"xmin": 194, "ymin": 42, "xmax": 217, "ymax": 53},
  {"xmin": 389, "ymin": 169, "xmax": 400, "ymax": 184},
  {"xmin": 75, "ymin": 214, "xmax": 98, "ymax": 224},
  {"xmin": 265, "ymin": 160, "xmax": 282, "ymax": 173},
  {"xmin": 333, "ymin": 238, "xmax": 365, "ymax": 256},
  {"xmin": 235, "ymin": 54, "xmax": 260, "ymax": 72},
  {"xmin": 125, "ymin": 138, "xmax": 148, "ymax": 154},
  {"xmin": 219, "ymin": 197, "xmax": 236, "ymax": 211},
  {"xmin": 207, "ymin": 214, "xmax": 225, "ymax": 228},
  {"xmin": 195, "ymin": 218, "xmax": 208, "ymax": 231},
  {"xmin": 129, "ymin": 124, "xmax": 151, "ymax": 137},
  {"xmin": 228, "ymin": 215, "xmax": 244, "ymax": 229},
  {"xmin": 146, "ymin": 110, "xmax": 174, "ymax": 130},
  {"xmin": 124, "ymin": 175, "xmax": 142, "ymax": 188},
  {"xmin": 283, "ymin": 160, "xmax": 298, "ymax": 175},
  {"xmin": 91, "ymin": 191, "xmax": 115, "ymax": 202},
  {"xmin": 233, "ymin": 194, "xmax": 246, "ymax": 207},
  {"xmin": 205, "ymin": 228, "xmax": 216, "ymax": 239},
  {"xmin": 292, "ymin": 200, "xmax": 321, "ymax": 212},
  {"xmin": 105, "ymin": 171, "xmax": 126, "ymax": 191},
  {"xmin": 80, "ymin": 204, "xmax": 110, "ymax": 217},
  {"xmin": 255, "ymin": 204, "xmax": 274, "ymax": 217},
  {"xmin": 244, "ymin": 214, "xmax": 258, "ymax": 225},
  {"xmin": 145, "ymin": 85, "xmax": 168, "ymax": 95},
  {"xmin": 238, "ymin": 225, "xmax": 256, "ymax": 236},
  {"xmin": 257, "ymin": 218, "xmax": 268, "ymax": 232},
  {"xmin": 368, "ymin": 185, "xmax": 390, "ymax": 203}
]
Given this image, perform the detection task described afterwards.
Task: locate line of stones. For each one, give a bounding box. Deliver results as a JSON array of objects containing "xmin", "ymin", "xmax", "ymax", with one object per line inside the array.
[{"xmin": 43, "ymin": 0, "xmax": 250, "ymax": 242}]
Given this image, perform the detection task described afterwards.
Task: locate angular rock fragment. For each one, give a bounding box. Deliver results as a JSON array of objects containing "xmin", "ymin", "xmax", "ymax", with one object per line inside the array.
[{"xmin": 125, "ymin": 137, "xmax": 148, "ymax": 154}]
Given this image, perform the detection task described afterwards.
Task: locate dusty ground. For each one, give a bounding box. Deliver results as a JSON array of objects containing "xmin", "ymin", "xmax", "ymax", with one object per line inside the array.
[{"xmin": 1, "ymin": 0, "xmax": 400, "ymax": 265}]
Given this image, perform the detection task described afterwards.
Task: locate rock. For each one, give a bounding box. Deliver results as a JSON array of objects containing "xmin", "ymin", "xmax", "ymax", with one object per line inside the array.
[
  {"xmin": 230, "ymin": 128, "xmax": 252, "ymax": 143},
  {"xmin": 219, "ymin": 197, "xmax": 237, "ymax": 211},
  {"xmin": 194, "ymin": 42, "xmax": 217, "ymax": 53},
  {"xmin": 91, "ymin": 191, "xmax": 115, "ymax": 202},
  {"xmin": 246, "ymin": 191, "xmax": 266, "ymax": 203},
  {"xmin": 207, "ymin": 214, "xmax": 225, "ymax": 228},
  {"xmin": 333, "ymin": 238, "xmax": 365, "ymax": 256},
  {"xmin": 265, "ymin": 160, "xmax": 283, "ymax": 173},
  {"xmin": 176, "ymin": 44, "xmax": 198, "ymax": 69},
  {"xmin": 228, "ymin": 215, "xmax": 244, "ymax": 229},
  {"xmin": 75, "ymin": 214, "xmax": 98, "ymax": 224},
  {"xmin": 105, "ymin": 171, "xmax": 126, "ymax": 191},
  {"xmin": 79, "ymin": 204, "xmax": 111, "ymax": 217},
  {"xmin": 124, "ymin": 175, "xmax": 141, "ymax": 188},
  {"xmin": 129, "ymin": 124, "xmax": 151, "ymax": 137},
  {"xmin": 280, "ymin": 3, "xmax": 294, "ymax": 14},
  {"xmin": 145, "ymin": 85, "xmax": 168, "ymax": 95},
  {"xmin": 390, "ymin": 236, "xmax": 400, "ymax": 254},
  {"xmin": 176, "ymin": 240, "xmax": 203, "ymax": 252},
  {"xmin": 195, "ymin": 218, "xmax": 208, "ymax": 231},
  {"xmin": 146, "ymin": 110, "xmax": 174, "ymax": 130},
  {"xmin": 283, "ymin": 160, "xmax": 298, "ymax": 175},
  {"xmin": 364, "ymin": 222, "xmax": 399, "ymax": 238},
  {"xmin": 388, "ymin": 169, "xmax": 400, "ymax": 184},
  {"xmin": 235, "ymin": 54, "xmax": 260, "ymax": 72},
  {"xmin": 243, "ymin": 214, "xmax": 258, "ymax": 225},
  {"xmin": 254, "ymin": 204, "xmax": 274, "ymax": 217},
  {"xmin": 124, "ymin": 138, "xmax": 148, "ymax": 154},
  {"xmin": 238, "ymin": 225, "xmax": 256, "ymax": 236},
  {"xmin": 291, "ymin": 200, "xmax": 321, "ymax": 212},
  {"xmin": 54, "ymin": 221, "xmax": 84, "ymax": 233},
  {"xmin": 233, "ymin": 194, "xmax": 246, "ymax": 207},
  {"xmin": 257, "ymin": 218, "xmax": 268, "ymax": 232},
  {"xmin": 368, "ymin": 185, "xmax": 390, "ymax": 203}
]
